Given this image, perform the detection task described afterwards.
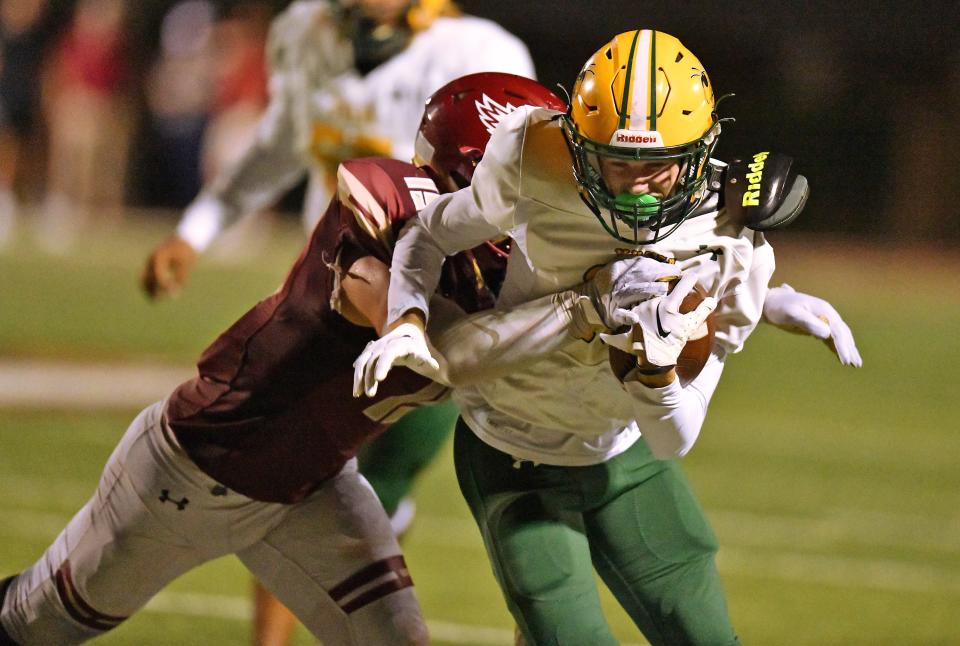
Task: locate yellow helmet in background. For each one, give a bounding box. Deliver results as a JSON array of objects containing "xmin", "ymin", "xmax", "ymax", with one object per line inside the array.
[
  {"xmin": 407, "ymin": 0, "xmax": 459, "ymax": 31},
  {"xmin": 562, "ymin": 29, "xmax": 723, "ymax": 244},
  {"xmin": 340, "ymin": 0, "xmax": 459, "ymax": 72}
]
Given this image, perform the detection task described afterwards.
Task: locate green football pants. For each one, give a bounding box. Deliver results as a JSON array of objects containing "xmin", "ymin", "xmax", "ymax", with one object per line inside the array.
[
  {"xmin": 358, "ymin": 400, "xmax": 459, "ymax": 515},
  {"xmin": 454, "ymin": 420, "xmax": 739, "ymax": 646}
]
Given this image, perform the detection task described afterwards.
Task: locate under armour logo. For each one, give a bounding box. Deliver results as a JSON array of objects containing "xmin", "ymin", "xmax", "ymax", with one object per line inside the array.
[
  {"xmin": 210, "ymin": 485, "xmax": 228, "ymax": 497},
  {"xmin": 159, "ymin": 489, "xmax": 189, "ymax": 511},
  {"xmin": 696, "ymin": 245, "xmax": 724, "ymax": 261}
]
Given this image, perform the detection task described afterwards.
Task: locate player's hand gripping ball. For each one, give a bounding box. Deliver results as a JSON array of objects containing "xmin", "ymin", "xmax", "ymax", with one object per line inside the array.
[{"xmin": 608, "ymin": 278, "xmax": 716, "ymax": 382}]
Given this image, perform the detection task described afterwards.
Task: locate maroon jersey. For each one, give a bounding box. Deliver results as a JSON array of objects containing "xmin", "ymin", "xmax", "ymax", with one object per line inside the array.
[{"xmin": 166, "ymin": 158, "xmax": 498, "ymax": 503}]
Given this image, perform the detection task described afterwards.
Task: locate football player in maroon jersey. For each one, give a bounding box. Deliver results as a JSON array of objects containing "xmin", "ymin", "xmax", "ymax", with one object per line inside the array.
[{"xmin": 1, "ymin": 73, "xmax": 680, "ymax": 645}]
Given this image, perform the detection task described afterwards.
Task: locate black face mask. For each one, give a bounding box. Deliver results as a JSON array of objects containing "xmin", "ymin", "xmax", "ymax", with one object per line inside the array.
[{"xmin": 341, "ymin": 7, "xmax": 413, "ymax": 75}]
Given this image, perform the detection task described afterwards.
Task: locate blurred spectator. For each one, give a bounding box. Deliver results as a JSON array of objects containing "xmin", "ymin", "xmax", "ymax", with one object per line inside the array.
[
  {"xmin": 0, "ymin": 0, "xmax": 56, "ymax": 249},
  {"xmin": 141, "ymin": 0, "xmax": 218, "ymax": 209},
  {"xmin": 41, "ymin": 0, "xmax": 133, "ymax": 248}
]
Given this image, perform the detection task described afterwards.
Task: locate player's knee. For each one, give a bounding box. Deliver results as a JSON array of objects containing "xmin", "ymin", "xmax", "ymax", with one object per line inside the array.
[{"xmin": 500, "ymin": 532, "xmax": 580, "ymax": 599}]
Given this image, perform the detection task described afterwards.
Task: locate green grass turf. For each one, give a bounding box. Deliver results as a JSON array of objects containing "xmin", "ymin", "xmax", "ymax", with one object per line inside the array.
[
  {"xmin": 0, "ymin": 217, "xmax": 303, "ymax": 363},
  {"xmin": 2, "ymin": 221, "xmax": 959, "ymax": 644}
]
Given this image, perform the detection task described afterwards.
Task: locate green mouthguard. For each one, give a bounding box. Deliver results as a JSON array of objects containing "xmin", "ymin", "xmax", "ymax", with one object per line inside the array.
[{"xmin": 613, "ymin": 192, "xmax": 659, "ymax": 216}]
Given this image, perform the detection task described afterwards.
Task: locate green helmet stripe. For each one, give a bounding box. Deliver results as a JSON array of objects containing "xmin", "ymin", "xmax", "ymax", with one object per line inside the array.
[
  {"xmin": 649, "ymin": 30, "xmax": 657, "ymax": 131},
  {"xmin": 617, "ymin": 30, "xmax": 641, "ymax": 131}
]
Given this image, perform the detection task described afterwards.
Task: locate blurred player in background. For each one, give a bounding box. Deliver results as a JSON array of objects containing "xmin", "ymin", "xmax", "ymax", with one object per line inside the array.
[
  {"xmin": 358, "ymin": 29, "xmax": 861, "ymax": 645},
  {"xmin": 3, "ymin": 73, "xmax": 646, "ymax": 646},
  {"xmin": 138, "ymin": 2, "xmax": 534, "ymax": 642},
  {"xmin": 141, "ymin": 0, "xmax": 534, "ymax": 291}
]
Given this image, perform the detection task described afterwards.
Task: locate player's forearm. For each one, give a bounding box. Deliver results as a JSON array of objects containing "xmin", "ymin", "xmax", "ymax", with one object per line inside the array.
[
  {"xmin": 427, "ymin": 290, "xmax": 592, "ymax": 388},
  {"xmin": 386, "ymin": 218, "xmax": 448, "ymax": 329},
  {"xmin": 624, "ymin": 353, "xmax": 725, "ymax": 459},
  {"xmin": 206, "ymin": 133, "xmax": 306, "ymax": 226},
  {"xmin": 177, "ymin": 102, "xmax": 306, "ymax": 250},
  {"xmin": 386, "ymin": 191, "xmax": 502, "ymax": 328},
  {"xmin": 176, "ymin": 193, "xmax": 231, "ymax": 252}
]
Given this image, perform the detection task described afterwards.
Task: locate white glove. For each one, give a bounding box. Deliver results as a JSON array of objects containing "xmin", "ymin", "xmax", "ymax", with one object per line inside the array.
[
  {"xmin": 353, "ymin": 323, "xmax": 440, "ymax": 398},
  {"xmin": 577, "ymin": 255, "xmax": 681, "ymax": 331},
  {"xmin": 763, "ymin": 284, "xmax": 862, "ymax": 367},
  {"xmin": 619, "ymin": 272, "xmax": 718, "ymax": 367}
]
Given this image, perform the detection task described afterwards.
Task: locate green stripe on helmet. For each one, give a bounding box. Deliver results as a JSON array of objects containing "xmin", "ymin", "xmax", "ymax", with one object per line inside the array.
[
  {"xmin": 617, "ymin": 30, "xmax": 641, "ymax": 131},
  {"xmin": 649, "ymin": 30, "xmax": 657, "ymax": 131}
]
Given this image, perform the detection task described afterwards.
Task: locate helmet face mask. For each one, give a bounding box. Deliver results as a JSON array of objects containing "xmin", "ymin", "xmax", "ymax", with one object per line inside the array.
[
  {"xmin": 563, "ymin": 29, "xmax": 722, "ymax": 245},
  {"xmin": 564, "ymin": 118, "xmax": 720, "ymax": 244}
]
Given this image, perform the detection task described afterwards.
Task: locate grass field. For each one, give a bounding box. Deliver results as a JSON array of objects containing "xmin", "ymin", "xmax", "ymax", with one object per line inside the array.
[{"xmin": 1, "ymin": 216, "xmax": 959, "ymax": 645}]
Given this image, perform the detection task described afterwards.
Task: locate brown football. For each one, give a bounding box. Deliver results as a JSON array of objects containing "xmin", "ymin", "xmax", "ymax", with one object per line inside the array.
[{"xmin": 608, "ymin": 281, "xmax": 716, "ymax": 383}]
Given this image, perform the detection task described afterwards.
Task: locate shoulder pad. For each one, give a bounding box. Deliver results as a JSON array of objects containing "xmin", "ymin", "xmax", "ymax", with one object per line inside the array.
[
  {"xmin": 722, "ymin": 152, "xmax": 809, "ymax": 231},
  {"xmin": 337, "ymin": 158, "xmax": 435, "ymax": 244}
]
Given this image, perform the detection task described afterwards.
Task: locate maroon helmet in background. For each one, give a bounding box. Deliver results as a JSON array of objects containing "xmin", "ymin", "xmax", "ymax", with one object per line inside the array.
[{"xmin": 414, "ymin": 72, "xmax": 568, "ymax": 192}]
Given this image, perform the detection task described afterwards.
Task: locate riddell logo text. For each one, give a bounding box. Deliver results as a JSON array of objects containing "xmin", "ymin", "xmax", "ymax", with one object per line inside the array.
[
  {"xmin": 617, "ymin": 133, "xmax": 658, "ymax": 144},
  {"xmin": 741, "ymin": 151, "xmax": 769, "ymax": 207}
]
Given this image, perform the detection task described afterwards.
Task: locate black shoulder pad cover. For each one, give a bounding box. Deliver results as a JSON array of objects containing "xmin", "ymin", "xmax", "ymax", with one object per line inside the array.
[{"xmin": 724, "ymin": 152, "xmax": 809, "ymax": 231}]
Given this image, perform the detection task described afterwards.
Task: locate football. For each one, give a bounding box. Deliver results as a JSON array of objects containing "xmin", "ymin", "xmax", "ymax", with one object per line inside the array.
[{"xmin": 608, "ymin": 281, "xmax": 716, "ymax": 383}]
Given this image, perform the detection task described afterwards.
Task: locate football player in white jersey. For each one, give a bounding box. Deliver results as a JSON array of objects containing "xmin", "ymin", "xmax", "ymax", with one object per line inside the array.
[{"xmin": 357, "ymin": 30, "xmax": 862, "ymax": 645}]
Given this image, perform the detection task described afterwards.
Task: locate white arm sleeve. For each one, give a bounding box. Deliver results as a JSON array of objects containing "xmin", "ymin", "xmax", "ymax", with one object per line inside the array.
[
  {"xmin": 623, "ymin": 352, "xmax": 726, "ymax": 460},
  {"xmin": 386, "ymin": 192, "xmax": 506, "ymax": 324},
  {"xmin": 713, "ymin": 233, "xmax": 777, "ymax": 353},
  {"xmin": 385, "ymin": 106, "xmax": 530, "ymax": 325},
  {"xmin": 425, "ymin": 290, "xmax": 591, "ymax": 388}
]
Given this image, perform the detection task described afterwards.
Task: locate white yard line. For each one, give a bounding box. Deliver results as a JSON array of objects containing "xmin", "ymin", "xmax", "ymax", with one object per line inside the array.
[
  {"xmin": 0, "ymin": 359, "xmax": 191, "ymax": 409},
  {"xmin": 143, "ymin": 592, "xmax": 648, "ymax": 645}
]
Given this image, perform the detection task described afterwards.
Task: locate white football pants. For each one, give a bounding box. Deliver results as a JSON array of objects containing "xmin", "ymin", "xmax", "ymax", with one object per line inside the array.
[{"xmin": 0, "ymin": 401, "xmax": 427, "ymax": 645}]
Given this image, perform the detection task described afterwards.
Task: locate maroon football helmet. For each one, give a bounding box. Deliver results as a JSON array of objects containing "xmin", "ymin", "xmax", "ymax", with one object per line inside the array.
[
  {"xmin": 414, "ymin": 72, "xmax": 567, "ymax": 192},
  {"xmin": 420, "ymin": 73, "xmax": 566, "ymax": 312}
]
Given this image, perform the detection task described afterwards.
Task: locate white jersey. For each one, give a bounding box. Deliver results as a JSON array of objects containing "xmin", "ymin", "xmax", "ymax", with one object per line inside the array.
[
  {"xmin": 177, "ymin": 0, "xmax": 535, "ymax": 249},
  {"xmin": 388, "ymin": 107, "xmax": 776, "ymax": 465}
]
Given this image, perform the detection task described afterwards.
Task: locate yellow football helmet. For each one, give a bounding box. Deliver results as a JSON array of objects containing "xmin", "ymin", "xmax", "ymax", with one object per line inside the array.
[
  {"xmin": 340, "ymin": 0, "xmax": 459, "ymax": 72},
  {"xmin": 562, "ymin": 29, "xmax": 723, "ymax": 244},
  {"xmin": 407, "ymin": 0, "xmax": 459, "ymax": 31}
]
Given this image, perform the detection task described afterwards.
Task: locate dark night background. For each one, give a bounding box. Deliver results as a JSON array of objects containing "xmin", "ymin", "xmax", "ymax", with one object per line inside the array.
[{"xmin": 39, "ymin": 0, "xmax": 960, "ymax": 240}]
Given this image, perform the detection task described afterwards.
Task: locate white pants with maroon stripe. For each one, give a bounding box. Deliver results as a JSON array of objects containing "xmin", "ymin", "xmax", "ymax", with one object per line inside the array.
[{"xmin": 0, "ymin": 401, "xmax": 427, "ymax": 645}]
